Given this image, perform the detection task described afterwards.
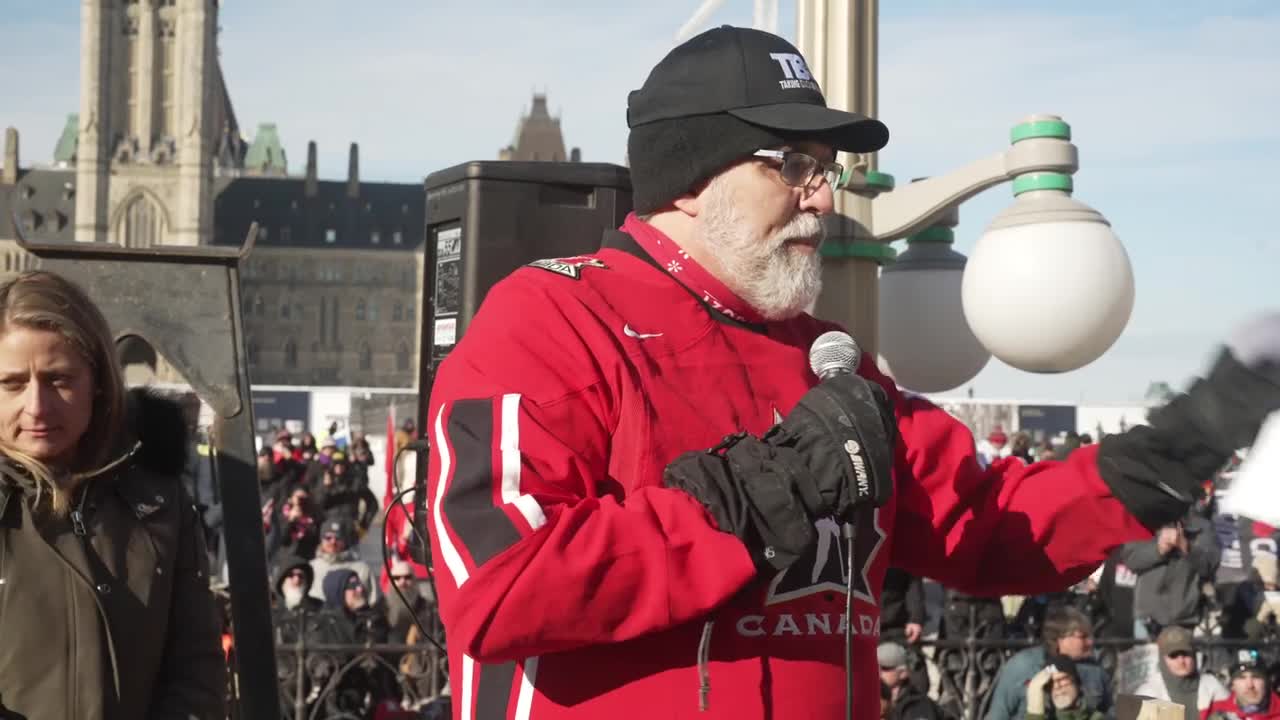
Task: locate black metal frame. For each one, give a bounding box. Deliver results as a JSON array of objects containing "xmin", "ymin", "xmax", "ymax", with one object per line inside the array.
[{"xmin": 10, "ymin": 212, "xmax": 280, "ymax": 720}]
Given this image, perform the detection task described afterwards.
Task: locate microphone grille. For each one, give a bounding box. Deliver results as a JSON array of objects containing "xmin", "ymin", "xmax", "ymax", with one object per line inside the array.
[{"xmin": 809, "ymin": 330, "xmax": 861, "ymax": 378}]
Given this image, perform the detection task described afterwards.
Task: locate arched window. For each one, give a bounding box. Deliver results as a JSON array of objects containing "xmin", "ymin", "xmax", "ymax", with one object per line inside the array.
[
  {"xmin": 359, "ymin": 342, "xmax": 372, "ymax": 371},
  {"xmin": 114, "ymin": 192, "xmax": 168, "ymax": 247},
  {"xmin": 284, "ymin": 338, "xmax": 298, "ymax": 368},
  {"xmin": 396, "ymin": 341, "xmax": 410, "ymax": 372}
]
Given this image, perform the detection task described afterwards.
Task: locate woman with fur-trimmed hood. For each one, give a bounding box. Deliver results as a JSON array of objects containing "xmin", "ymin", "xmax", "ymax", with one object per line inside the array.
[{"xmin": 0, "ymin": 271, "xmax": 225, "ymax": 720}]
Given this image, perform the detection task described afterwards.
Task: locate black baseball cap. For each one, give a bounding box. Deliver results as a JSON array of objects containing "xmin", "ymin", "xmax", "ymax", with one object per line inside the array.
[{"xmin": 627, "ymin": 26, "xmax": 889, "ymax": 153}]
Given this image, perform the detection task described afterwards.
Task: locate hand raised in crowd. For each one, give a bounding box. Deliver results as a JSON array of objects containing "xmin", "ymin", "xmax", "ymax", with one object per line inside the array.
[
  {"xmin": 1156, "ymin": 525, "xmax": 1183, "ymax": 555},
  {"xmin": 904, "ymin": 622, "xmax": 923, "ymax": 644}
]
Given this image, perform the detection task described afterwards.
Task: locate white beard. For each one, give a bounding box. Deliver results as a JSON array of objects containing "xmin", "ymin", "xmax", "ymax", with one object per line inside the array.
[
  {"xmin": 700, "ymin": 175, "xmax": 825, "ymax": 321},
  {"xmin": 282, "ymin": 585, "xmax": 305, "ymax": 609},
  {"xmin": 398, "ymin": 580, "xmax": 420, "ymax": 605}
]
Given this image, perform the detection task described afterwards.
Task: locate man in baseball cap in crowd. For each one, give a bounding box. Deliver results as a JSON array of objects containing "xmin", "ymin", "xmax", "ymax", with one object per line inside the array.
[
  {"xmin": 1133, "ymin": 626, "xmax": 1228, "ymax": 720},
  {"xmin": 878, "ymin": 642, "xmax": 944, "ymax": 720},
  {"xmin": 426, "ymin": 23, "xmax": 1280, "ymax": 720}
]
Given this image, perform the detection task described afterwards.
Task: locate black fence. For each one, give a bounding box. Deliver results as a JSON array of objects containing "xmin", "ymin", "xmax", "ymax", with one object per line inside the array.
[{"xmin": 224, "ymin": 609, "xmax": 1280, "ymax": 720}]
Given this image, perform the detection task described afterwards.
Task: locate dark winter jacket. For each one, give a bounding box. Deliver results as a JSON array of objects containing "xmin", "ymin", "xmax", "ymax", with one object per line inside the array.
[
  {"xmin": 0, "ymin": 390, "xmax": 225, "ymax": 720},
  {"xmin": 1118, "ymin": 514, "xmax": 1218, "ymax": 627}
]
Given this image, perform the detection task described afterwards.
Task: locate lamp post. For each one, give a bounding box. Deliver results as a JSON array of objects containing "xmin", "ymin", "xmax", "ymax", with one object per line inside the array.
[{"xmin": 797, "ymin": 0, "xmax": 1133, "ymax": 389}]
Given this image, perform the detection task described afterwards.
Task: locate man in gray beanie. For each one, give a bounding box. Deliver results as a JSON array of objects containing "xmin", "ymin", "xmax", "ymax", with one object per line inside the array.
[{"xmin": 423, "ymin": 25, "xmax": 1280, "ymax": 720}]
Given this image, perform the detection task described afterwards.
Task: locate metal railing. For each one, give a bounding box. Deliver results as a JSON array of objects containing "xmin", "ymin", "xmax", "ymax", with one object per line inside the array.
[{"xmin": 224, "ymin": 608, "xmax": 1278, "ymax": 720}]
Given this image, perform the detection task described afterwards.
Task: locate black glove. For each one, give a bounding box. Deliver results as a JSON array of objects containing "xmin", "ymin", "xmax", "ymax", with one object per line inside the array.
[
  {"xmin": 766, "ymin": 372, "xmax": 897, "ymax": 521},
  {"xmin": 1098, "ymin": 348, "xmax": 1280, "ymax": 530},
  {"xmin": 664, "ymin": 433, "xmax": 818, "ymax": 572},
  {"xmin": 664, "ymin": 372, "xmax": 898, "ymax": 572}
]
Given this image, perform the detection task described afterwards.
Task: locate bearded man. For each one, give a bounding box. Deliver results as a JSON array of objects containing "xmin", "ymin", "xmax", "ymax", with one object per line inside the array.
[{"xmin": 424, "ymin": 26, "xmax": 1280, "ymax": 720}]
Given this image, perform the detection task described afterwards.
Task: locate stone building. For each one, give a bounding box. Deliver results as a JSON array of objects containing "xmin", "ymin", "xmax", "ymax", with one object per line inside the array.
[
  {"xmin": 0, "ymin": 1, "xmax": 570, "ymax": 391},
  {"xmin": 499, "ymin": 93, "xmax": 581, "ymax": 162}
]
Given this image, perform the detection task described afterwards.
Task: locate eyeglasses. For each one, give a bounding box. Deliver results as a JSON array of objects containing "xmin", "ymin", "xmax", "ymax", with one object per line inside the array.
[{"xmin": 752, "ymin": 149, "xmax": 848, "ymax": 191}]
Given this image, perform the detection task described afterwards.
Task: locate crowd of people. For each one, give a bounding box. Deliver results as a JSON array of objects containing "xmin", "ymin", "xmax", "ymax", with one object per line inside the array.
[
  {"xmin": 873, "ymin": 432, "xmax": 1280, "ymax": 720},
  {"xmin": 235, "ymin": 418, "xmax": 1280, "ymax": 720},
  {"xmin": 251, "ymin": 422, "xmax": 444, "ymax": 718}
]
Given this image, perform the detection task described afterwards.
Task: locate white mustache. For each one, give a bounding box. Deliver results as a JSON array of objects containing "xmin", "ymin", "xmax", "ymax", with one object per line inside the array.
[{"xmin": 772, "ymin": 213, "xmax": 825, "ymax": 248}]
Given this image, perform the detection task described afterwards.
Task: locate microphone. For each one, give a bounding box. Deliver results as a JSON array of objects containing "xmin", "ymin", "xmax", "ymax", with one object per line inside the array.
[
  {"xmin": 809, "ymin": 330, "xmax": 861, "ymax": 380},
  {"xmin": 807, "ymin": 330, "xmax": 867, "ymax": 720}
]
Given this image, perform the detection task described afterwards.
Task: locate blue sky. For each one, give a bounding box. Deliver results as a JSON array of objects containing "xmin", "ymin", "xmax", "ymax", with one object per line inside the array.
[{"xmin": 2, "ymin": 1, "xmax": 1277, "ymax": 403}]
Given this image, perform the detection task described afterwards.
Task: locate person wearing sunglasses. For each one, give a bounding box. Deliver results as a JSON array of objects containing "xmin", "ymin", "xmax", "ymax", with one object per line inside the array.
[
  {"xmin": 425, "ymin": 24, "xmax": 1280, "ymax": 720},
  {"xmin": 1131, "ymin": 626, "xmax": 1227, "ymax": 720}
]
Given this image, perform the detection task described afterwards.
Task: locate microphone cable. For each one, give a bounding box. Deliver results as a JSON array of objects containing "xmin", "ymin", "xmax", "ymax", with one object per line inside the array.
[
  {"xmin": 842, "ymin": 521, "xmax": 855, "ymax": 720},
  {"xmin": 380, "ymin": 441, "xmax": 445, "ymax": 654}
]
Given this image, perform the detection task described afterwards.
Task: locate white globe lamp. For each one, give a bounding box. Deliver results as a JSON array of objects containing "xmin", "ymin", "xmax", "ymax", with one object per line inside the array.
[
  {"xmin": 962, "ymin": 171, "xmax": 1134, "ymax": 372},
  {"xmin": 879, "ymin": 207, "xmax": 991, "ymax": 392}
]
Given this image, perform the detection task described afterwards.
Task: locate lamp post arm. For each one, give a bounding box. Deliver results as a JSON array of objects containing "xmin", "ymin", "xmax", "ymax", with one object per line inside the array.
[{"xmin": 868, "ymin": 136, "xmax": 1079, "ymax": 242}]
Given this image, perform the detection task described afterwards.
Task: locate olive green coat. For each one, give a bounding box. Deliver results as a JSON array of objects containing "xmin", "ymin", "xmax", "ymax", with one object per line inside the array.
[{"xmin": 0, "ymin": 391, "xmax": 225, "ymax": 720}]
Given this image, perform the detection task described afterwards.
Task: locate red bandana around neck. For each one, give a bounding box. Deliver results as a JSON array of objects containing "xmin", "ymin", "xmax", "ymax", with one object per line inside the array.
[{"xmin": 622, "ymin": 213, "xmax": 765, "ymax": 325}]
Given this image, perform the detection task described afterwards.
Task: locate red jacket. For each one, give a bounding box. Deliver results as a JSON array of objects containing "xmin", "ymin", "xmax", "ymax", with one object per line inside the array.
[
  {"xmin": 426, "ymin": 221, "xmax": 1150, "ymax": 720},
  {"xmin": 1202, "ymin": 692, "xmax": 1280, "ymax": 720}
]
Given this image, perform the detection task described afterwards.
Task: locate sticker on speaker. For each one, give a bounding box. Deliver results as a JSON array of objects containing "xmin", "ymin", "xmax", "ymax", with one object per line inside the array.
[{"xmin": 434, "ymin": 318, "xmax": 457, "ymax": 347}]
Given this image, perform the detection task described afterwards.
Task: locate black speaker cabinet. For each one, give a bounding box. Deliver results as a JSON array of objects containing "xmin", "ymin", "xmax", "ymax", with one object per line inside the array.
[{"xmin": 417, "ymin": 161, "xmax": 632, "ymax": 410}]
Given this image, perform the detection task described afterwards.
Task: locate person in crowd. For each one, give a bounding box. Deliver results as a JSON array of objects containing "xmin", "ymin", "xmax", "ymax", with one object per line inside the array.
[
  {"xmin": 1010, "ymin": 432, "xmax": 1035, "ymax": 464},
  {"xmin": 1242, "ymin": 552, "xmax": 1280, "ymax": 640},
  {"xmin": 311, "ymin": 569, "xmax": 397, "ymax": 717},
  {"xmin": 1119, "ymin": 512, "xmax": 1219, "ymax": 637},
  {"xmin": 386, "ymin": 558, "xmax": 434, "ymax": 645},
  {"xmin": 1024, "ymin": 657, "xmax": 1104, "ymax": 720},
  {"xmin": 308, "ymin": 517, "xmax": 377, "ymax": 604},
  {"xmin": 313, "ymin": 456, "xmax": 378, "ymax": 536},
  {"xmin": 272, "ymin": 555, "xmax": 325, "ymax": 642},
  {"xmin": 878, "ymin": 642, "xmax": 944, "ymax": 720},
  {"xmin": 1203, "ymin": 654, "xmax": 1280, "ymax": 720},
  {"xmin": 426, "ymin": 23, "xmax": 1280, "ymax": 720},
  {"xmin": 266, "ymin": 484, "xmax": 321, "ymax": 563},
  {"xmin": 977, "ymin": 426, "xmax": 1009, "ymax": 467},
  {"xmin": 881, "ymin": 567, "xmax": 930, "ymax": 692},
  {"xmin": 1133, "ymin": 626, "xmax": 1228, "ymax": 720},
  {"xmin": 986, "ymin": 607, "xmax": 1110, "ymax": 720},
  {"xmin": 0, "ymin": 271, "xmax": 223, "ymax": 719},
  {"xmin": 1094, "ymin": 547, "xmax": 1138, "ymax": 639}
]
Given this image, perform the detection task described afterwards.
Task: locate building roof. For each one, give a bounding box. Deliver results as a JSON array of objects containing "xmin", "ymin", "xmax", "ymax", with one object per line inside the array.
[
  {"xmin": 52, "ymin": 114, "xmax": 78, "ymax": 166},
  {"xmin": 0, "ymin": 168, "xmax": 77, "ymax": 243},
  {"xmin": 501, "ymin": 93, "xmax": 568, "ymax": 162},
  {"xmin": 243, "ymin": 123, "xmax": 287, "ymax": 175},
  {"xmin": 211, "ymin": 176, "xmax": 424, "ymax": 252},
  {"xmin": 0, "ymin": 167, "xmax": 423, "ymax": 253}
]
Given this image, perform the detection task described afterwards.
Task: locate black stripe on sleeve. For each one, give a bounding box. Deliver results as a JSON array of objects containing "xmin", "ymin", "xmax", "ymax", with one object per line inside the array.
[
  {"xmin": 475, "ymin": 660, "xmax": 518, "ymax": 720},
  {"xmin": 443, "ymin": 398, "xmax": 524, "ymax": 566}
]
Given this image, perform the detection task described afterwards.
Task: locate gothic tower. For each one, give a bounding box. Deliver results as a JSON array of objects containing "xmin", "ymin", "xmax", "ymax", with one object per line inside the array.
[{"xmin": 76, "ymin": 0, "xmax": 237, "ymax": 247}]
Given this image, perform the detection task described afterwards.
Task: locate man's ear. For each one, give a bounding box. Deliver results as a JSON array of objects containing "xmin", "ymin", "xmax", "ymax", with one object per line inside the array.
[
  {"xmin": 672, "ymin": 178, "xmax": 712, "ymax": 217},
  {"xmin": 672, "ymin": 193, "xmax": 700, "ymax": 217}
]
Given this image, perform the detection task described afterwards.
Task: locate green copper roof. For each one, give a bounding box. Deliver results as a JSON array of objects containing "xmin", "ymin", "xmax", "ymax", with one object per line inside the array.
[
  {"xmin": 53, "ymin": 114, "xmax": 78, "ymax": 164},
  {"xmin": 245, "ymin": 123, "xmax": 287, "ymax": 174}
]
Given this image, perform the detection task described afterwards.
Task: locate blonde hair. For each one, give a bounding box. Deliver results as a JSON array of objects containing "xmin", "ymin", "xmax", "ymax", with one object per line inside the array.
[{"xmin": 0, "ymin": 271, "xmax": 126, "ymax": 514}]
